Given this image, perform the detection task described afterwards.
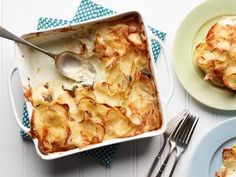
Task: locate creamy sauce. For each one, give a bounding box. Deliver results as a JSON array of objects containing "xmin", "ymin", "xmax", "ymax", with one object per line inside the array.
[{"xmin": 66, "ymin": 61, "xmax": 96, "ymax": 85}]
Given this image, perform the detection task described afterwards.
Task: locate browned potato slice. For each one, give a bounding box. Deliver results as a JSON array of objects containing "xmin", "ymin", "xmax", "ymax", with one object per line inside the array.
[
  {"xmin": 109, "ymin": 73, "xmax": 130, "ymax": 94},
  {"xmin": 78, "ymin": 97, "xmax": 111, "ymax": 124},
  {"xmin": 125, "ymin": 23, "xmax": 147, "ymax": 50},
  {"xmin": 216, "ymin": 145, "xmax": 236, "ymax": 177},
  {"xmin": 30, "ymin": 103, "xmax": 70, "ymax": 154},
  {"xmin": 66, "ymin": 121, "xmax": 84, "ymax": 147},
  {"xmin": 223, "ymin": 146, "xmax": 236, "ymax": 161},
  {"xmin": 223, "ymin": 67, "xmax": 236, "ymax": 90},
  {"xmin": 206, "ymin": 23, "xmax": 232, "ymax": 51},
  {"xmin": 194, "ymin": 42, "xmax": 227, "ymax": 87},
  {"xmin": 229, "ymin": 44, "xmax": 236, "ymax": 62},
  {"xmin": 79, "ymin": 121, "xmax": 105, "ymax": 146},
  {"xmin": 194, "ymin": 42, "xmax": 227, "ymax": 70},
  {"xmin": 142, "ymin": 102, "xmax": 162, "ymax": 131},
  {"xmin": 57, "ymin": 92, "xmax": 84, "ymax": 122},
  {"xmin": 74, "ymin": 87, "xmax": 95, "ymax": 102},
  {"xmin": 127, "ymin": 33, "xmax": 143, "ymax": 46},
  {"xmin": 105, "ymin": 56, "xmax": 135, "ymax": 95},
  {"xmin": 129, "ymin": 113, "xmax": 142, "ymax": 125},
  {"xmin": 95, "ymin": 24, "xmax": 130, "ymax": 59},
  {"xmin": 130, "ymin": 60, "xmax": 150, "ymax": 82},
  {"xmin": 104, "ymin": 108, "xmax": 137, "ymax": 138},
  {"xmin": 93, "ymin": 83, "xmax": 124, "ymax": 107},
  {"xmin": 126, "ymin": 32, "xmax": 146, "ymax": 50},
  {"xmin": 194, "ymin": 17, "xmax": 236, "ymax": 91},
  {"xmin": 67, "ymin": 121, "xmax": 104, "ymax": 147},
  {"xmin": 119, "ymin": 52, "xmax": 135, "ymax": 77},
  {"xmin": 127, "ymin": 77, "xmax": 156, "ymax": 112}
]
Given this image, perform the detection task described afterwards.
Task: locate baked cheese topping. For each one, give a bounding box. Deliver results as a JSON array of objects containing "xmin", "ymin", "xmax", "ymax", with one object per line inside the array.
[
  {"xmin": 216, "ymin": 145, "xmax": 236, "ymax": 177},
  {"xmin": 194, "ymin": 16, "xmax": 236, "ymax": 90}
]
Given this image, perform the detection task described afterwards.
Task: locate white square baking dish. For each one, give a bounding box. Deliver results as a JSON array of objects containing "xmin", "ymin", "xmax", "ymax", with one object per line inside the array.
[{"xmin": 8, "ymin": 11, "xmax": 173, "ymax": 160}]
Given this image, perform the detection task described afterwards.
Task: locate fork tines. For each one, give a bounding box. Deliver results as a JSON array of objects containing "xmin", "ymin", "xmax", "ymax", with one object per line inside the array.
[
  {"xmin": 172, "ymin": 114, "xmax": 199, "ymax": 145},
  {"xmin": 154, "ymin": 112, "xmax": 199, "ymax": 177},
  {"xmin": 166, "ymin": 114, "xmax": 199, "ymax": 177}
]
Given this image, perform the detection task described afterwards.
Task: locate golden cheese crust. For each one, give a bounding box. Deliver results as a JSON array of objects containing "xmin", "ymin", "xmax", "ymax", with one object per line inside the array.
[
  {"xmin": 216, "ymin": 145, "xmax": 236, "ymax": 177},
  {"xmin": 194, "ymin": 16, "xmax": 236, "ymax": 90},
  {"xmin": 25, "ymin": 14, "xmax": 162, "ymax": 154}
]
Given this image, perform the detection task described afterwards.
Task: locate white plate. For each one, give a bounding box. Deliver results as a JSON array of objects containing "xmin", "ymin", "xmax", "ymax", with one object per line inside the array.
[{"xmin": 188, "ymin": 118, "xmax": 236, "ymax": 177}]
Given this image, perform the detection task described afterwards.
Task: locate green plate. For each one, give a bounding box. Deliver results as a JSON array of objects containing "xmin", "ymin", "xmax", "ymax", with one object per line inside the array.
[{"xmin": 173, "ymin": 0, "xmax": 236, "ymax": 110}]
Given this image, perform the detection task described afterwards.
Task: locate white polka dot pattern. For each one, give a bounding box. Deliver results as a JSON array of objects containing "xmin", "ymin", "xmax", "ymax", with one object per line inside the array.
[{"xmin": 72, "ymin": 0, "xmax": 115, "ymax": 23}]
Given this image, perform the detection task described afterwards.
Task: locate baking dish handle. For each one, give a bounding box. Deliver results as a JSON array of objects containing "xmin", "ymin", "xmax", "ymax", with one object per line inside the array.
[
  {"xmin": 149, "ymin": 32, "xmax": 174, "ymax": 105},
  {"xmin": 8, "ymin": 64, "xmax": 30, "ymax": 133}
]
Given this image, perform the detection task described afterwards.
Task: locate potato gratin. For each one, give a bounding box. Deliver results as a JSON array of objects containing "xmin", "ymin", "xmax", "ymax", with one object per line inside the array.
[
  {"xmin": 24, "ymin": 15, "xmax": 162, "ymax": 154},
  {"xmin": 194, "ymin": 16, "xmax": 236, "ymax": 90},
  {"xmin": 216, "ymin": 145, "xmax": 236, "ymax": 177}
]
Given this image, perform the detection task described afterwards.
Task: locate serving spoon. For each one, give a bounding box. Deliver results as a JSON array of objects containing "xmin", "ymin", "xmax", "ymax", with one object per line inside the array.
[{"xmin": 0, "ymin": 26, "xmax": 96, "ymax": 86}]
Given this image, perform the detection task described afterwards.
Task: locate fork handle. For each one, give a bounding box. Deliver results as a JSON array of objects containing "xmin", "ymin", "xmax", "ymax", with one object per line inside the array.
[
  {"xmin": 156, "ymin": 142, "xmax": 175, "ymax": 177},
  {"xmin": 168, "ymin": 149, "xmax": 185, "ymax": 177},
  {"xmin": 146, "ymin": 138, "xmax": 167, "ymax": 177}
]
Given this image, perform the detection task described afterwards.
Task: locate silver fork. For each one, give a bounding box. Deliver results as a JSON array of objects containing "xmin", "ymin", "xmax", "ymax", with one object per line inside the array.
[
  {"xmin": 168, "ymin": 114, "xmax": 199, "ymax": 177},
  {"xmin": 146, "ymin": 109, "xmax": 190, "ymax": 177},
  {"xmin": 155, "ymin": 114, "xmax": 198, "ymax": 177}
]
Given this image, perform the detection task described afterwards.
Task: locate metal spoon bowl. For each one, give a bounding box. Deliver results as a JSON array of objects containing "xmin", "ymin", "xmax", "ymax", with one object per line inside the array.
[{"xmin": 0, "ymin": 26, "xmax": 96, "ymax": 85}]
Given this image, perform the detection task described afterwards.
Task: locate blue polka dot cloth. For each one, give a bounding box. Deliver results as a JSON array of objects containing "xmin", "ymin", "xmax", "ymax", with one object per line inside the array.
[{"xmin": 21, "ymin": 0, "xmax": 166, "ymax": 165}]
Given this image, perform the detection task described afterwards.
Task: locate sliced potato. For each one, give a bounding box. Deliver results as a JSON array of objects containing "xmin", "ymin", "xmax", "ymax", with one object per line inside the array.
[
  {"xmin": 104, "ymin": 108, "xmax": 137, "ymax": 138},
  {"xmin": 206, "ymin": 23, "xmax": 232, "ymax": 51},
  {"xmin": 93, "ymin": 83, "xmax": 124, "ymax": 107},
  {"xmin": 30, "ymin": 103, "xmax": 70, "ymax": 154},
  {"xmin": 57, "ymin": 92, "xmax": 84, "ymax": 122},
  {"xmin": 67, "ymin": 121, "xmax": 104, "ymax": 147},
  {"xmin": 216, "ymin": 145, "xmax": 236, "ymax": 177},
  {"xmin": 142, "ymin": 102, "xmax": 162, "ymax": 131},
  {"xmin": 79, "ymin": 121, "xmax": 105, "ymax": 145},
  {"xmin": 78, "ymin": 97, "xmax": 111, "ymax": 124},
  {"xmin": 194, "ymin": 42, "xmax": 227, "ymax": 69},
  {"xmin": 106, "ymin": 64, "xmax": 131, "ymax": 93},
  {"xmin": 126, "ymin": 32, "xmax": 146, "ymax": 50},
  {"xmin": 74, "ymin": 87, "xmax": 95, "ymax": 102},
  {"xmin": 127, "ymin": 33, "xmax": 143, "ymax": 45},
  {"xmin": 229, "ymin": 44, "xmax": 236, "ymax": 61},
  {"xmin": 95, "ymin": 24, "xmax": 130, "ymax": 59},
  {"xmin": 119, "ymin": 52, "xmax": 135, "ymax": 76},
  {"xmin": 194, "ymin": 41, "xmax": 228, "ymax": 87},
  {"xmin": 223, "ymin": 67, "xmax": 236, "ymax": 90},
  {"xmin": 127, "ymin": 77, "xmax": 156, "ymax": 112}
]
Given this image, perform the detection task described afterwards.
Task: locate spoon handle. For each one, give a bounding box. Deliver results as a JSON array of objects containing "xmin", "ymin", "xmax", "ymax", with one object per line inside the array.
[{"xmin": 0, "ymin": 26, "xmax": 55, "ymax": 58}]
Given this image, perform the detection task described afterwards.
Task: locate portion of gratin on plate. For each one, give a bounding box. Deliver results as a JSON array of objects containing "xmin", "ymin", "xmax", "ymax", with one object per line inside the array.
[
  {"xmin": 194, "ymin": 16, "xmax": 236, "ymax": 91},
  {"xmin": 216, "ymin": 145, "xmax": 236, "ymax": 177},
  {"xmin": 24, "ymin": 14, "xmax": 162, "ymax": 154}
]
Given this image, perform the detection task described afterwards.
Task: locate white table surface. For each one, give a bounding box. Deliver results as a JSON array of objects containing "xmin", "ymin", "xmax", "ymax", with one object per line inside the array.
[{"xmin": 1, "ymin": 0, "xmax": 235, "ymax": 177}]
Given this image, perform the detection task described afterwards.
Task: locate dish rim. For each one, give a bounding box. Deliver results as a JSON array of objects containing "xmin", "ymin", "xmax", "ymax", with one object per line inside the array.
[{"xmin": 8, "ymin": 10, "xmax": 172, "ymax": 160}]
